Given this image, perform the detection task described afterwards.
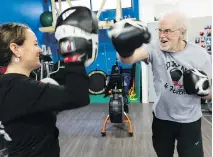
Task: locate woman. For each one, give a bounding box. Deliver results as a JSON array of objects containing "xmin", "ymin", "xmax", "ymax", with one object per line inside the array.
[{"xmin": 0, "ymin": 23, "xmax": 90, "ymax": 157}]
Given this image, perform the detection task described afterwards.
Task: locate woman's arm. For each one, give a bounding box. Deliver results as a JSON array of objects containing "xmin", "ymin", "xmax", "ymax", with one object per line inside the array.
[
  {"xmin": 35, "ymin": 63, "xmax": 90, "ymax": 112},
  {"xmin": 2, "ymin": 64, "xmax": 90, "ymax": 119}
]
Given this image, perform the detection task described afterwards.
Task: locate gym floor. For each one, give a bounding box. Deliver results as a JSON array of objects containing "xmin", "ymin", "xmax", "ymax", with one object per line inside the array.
[{"xmin": 56, "ymin": 103, "xmax": 212, "ymax": 157}]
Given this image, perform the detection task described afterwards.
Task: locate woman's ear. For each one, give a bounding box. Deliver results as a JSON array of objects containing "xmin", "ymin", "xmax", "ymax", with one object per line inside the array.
[{"xmin": 9, "ymin": 43, "xmax": 21, "ymax": 58}]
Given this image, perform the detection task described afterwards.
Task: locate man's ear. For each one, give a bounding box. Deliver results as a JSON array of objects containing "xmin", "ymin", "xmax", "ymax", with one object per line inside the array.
[
  {"xmin": 180, "ymin": 29, "xmax": 187, "ymax": 39},
  {"xmin": 9, "ymin": 43, "xmax": 21, "ymax": 58}
]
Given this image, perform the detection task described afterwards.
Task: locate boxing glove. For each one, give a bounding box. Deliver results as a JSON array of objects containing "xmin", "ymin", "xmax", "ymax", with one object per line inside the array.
[
  {"xmin": 108, "ymin": 19, "xmax": 151, "ymax": 58},
  {"xmin": 183, "ymin": 69, "xmax": 211, "ymax": 97},
  {"xmin": 55, "ymin": 6, "xmax": 99, "ymax": 67}
]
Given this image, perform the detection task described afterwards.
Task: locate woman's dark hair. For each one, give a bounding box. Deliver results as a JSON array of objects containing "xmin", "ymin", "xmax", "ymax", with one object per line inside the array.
[{"xmin": 0, "ymin": 23, "xmax": 29, "ymax": 66}]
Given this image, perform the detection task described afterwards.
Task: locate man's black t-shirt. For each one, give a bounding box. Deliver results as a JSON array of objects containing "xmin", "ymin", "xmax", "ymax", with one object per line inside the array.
[{"xmin": 0, "ymin": 64, "xmax": 90, "ymax": 157}]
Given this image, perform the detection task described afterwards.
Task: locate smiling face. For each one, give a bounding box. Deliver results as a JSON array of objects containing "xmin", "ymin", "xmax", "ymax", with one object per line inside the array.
[
  {"xmin": 0, "ymin": 23, "xmax": 43, "ymax": 75},
  {"xmin": 17, "ymin": 29, "xmax": 43, "ymax": 70},
  {"xmin": 158, "ymin": 11, "xmax": 187, "ymax": 52}
]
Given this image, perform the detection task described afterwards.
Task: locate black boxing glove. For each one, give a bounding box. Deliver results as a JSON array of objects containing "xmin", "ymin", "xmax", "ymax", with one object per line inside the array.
[
  {"xmin": 108, "ymin": 19, "xmax": 151, "ymax": 58},
  {"xmin": 55, "ymin": 6, "xmax": 98, "ymax": 66},
  {"xmin": 183, "ymin": 69, "xmax": 211, "ymax": 97}
]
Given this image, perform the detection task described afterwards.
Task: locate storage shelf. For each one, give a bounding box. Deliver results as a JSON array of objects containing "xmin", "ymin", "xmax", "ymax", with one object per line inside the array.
[
  {"xmin": 98, "ymin": 18, "xmax": 137, "ymax": 30},
  {"xmin": 39, "ymin": 26, "xmax": 55, "ymax": 33},
  {"xmin": 39, "ymin": 18, "xmax": 138, "ymax": 32}
]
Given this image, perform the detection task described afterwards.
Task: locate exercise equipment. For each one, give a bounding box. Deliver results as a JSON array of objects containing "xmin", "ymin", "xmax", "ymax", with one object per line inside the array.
[
  {"xmin": 34, "ymin": 45, "xmax": 58, "ymax": 81},
  {"xmin": 40, "ymin": 11, "xmax": 53, "ymax": 27},
  {"xmin": 104, "ymin": 59, "xmax": 130, "ymax": 112},
  {"xmin": 202, "ymin": 99, "xmax": 212, "ymax": 113},
  {"xmin": 101, "ymin": 72, "xmax": 133, "ymax": 137},
  {"xmin": 39, "ymin": 53, "xmax": 53, "ymax": 80},
  {"xmin": 88, "ymin": 70, "xmax": 107, "ymax": 95},
  {"xmin": 30, "ymin": 71, "xmax": 38, "ymax": 80},
  {"xmin": 207, "ymin": 100, "xmax": 212, "ymax": 112}
]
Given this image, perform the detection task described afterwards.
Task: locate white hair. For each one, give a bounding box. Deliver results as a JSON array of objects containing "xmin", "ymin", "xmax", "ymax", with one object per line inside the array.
[{"xmin": 159, "ymin": 9, "xmax": 190, "ymax": 35}]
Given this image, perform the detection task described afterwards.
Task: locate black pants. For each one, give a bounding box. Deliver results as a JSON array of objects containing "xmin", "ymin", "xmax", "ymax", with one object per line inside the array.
[{"xmin": 152, "ymin": 114, "xmax": 204, "ymax": 157}]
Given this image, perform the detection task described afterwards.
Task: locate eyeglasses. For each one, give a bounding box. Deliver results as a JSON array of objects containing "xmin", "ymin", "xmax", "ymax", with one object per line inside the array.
[{"xmin": 156, "ymin": 28, "xmax": 180, "ymax": 35}]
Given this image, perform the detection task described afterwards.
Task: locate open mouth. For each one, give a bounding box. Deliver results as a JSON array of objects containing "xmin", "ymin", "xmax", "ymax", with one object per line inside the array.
[{"xmin": 161, "ymin": 40, "xmax": 168, "ymax": 44}]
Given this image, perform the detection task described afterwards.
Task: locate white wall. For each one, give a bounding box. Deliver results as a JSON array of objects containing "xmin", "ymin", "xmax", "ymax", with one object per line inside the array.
[
  {"xmin": 175, "ymin": 0, "xmax": 212, "ymax": 18},
  {"xmin": 139, "ymin": 0, "xmax": 212, "ymax": 22}
]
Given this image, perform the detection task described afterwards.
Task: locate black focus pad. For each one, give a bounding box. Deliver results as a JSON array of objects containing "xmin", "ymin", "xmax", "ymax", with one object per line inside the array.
[{"xmin": 55, "ymin": 6, "xmax": 98, "ymax": 34}]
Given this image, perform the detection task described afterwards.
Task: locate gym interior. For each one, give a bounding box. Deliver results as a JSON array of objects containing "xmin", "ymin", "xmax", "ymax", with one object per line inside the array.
[{"xmin": 0, "ymin": 0, "xmax": 212, "ymax": 156}]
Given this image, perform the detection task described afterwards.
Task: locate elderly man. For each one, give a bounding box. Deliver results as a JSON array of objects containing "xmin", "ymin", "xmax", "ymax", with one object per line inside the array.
[{"xmin": 108, "ymin": 9, "xmax": 212, "ymax": 157}]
